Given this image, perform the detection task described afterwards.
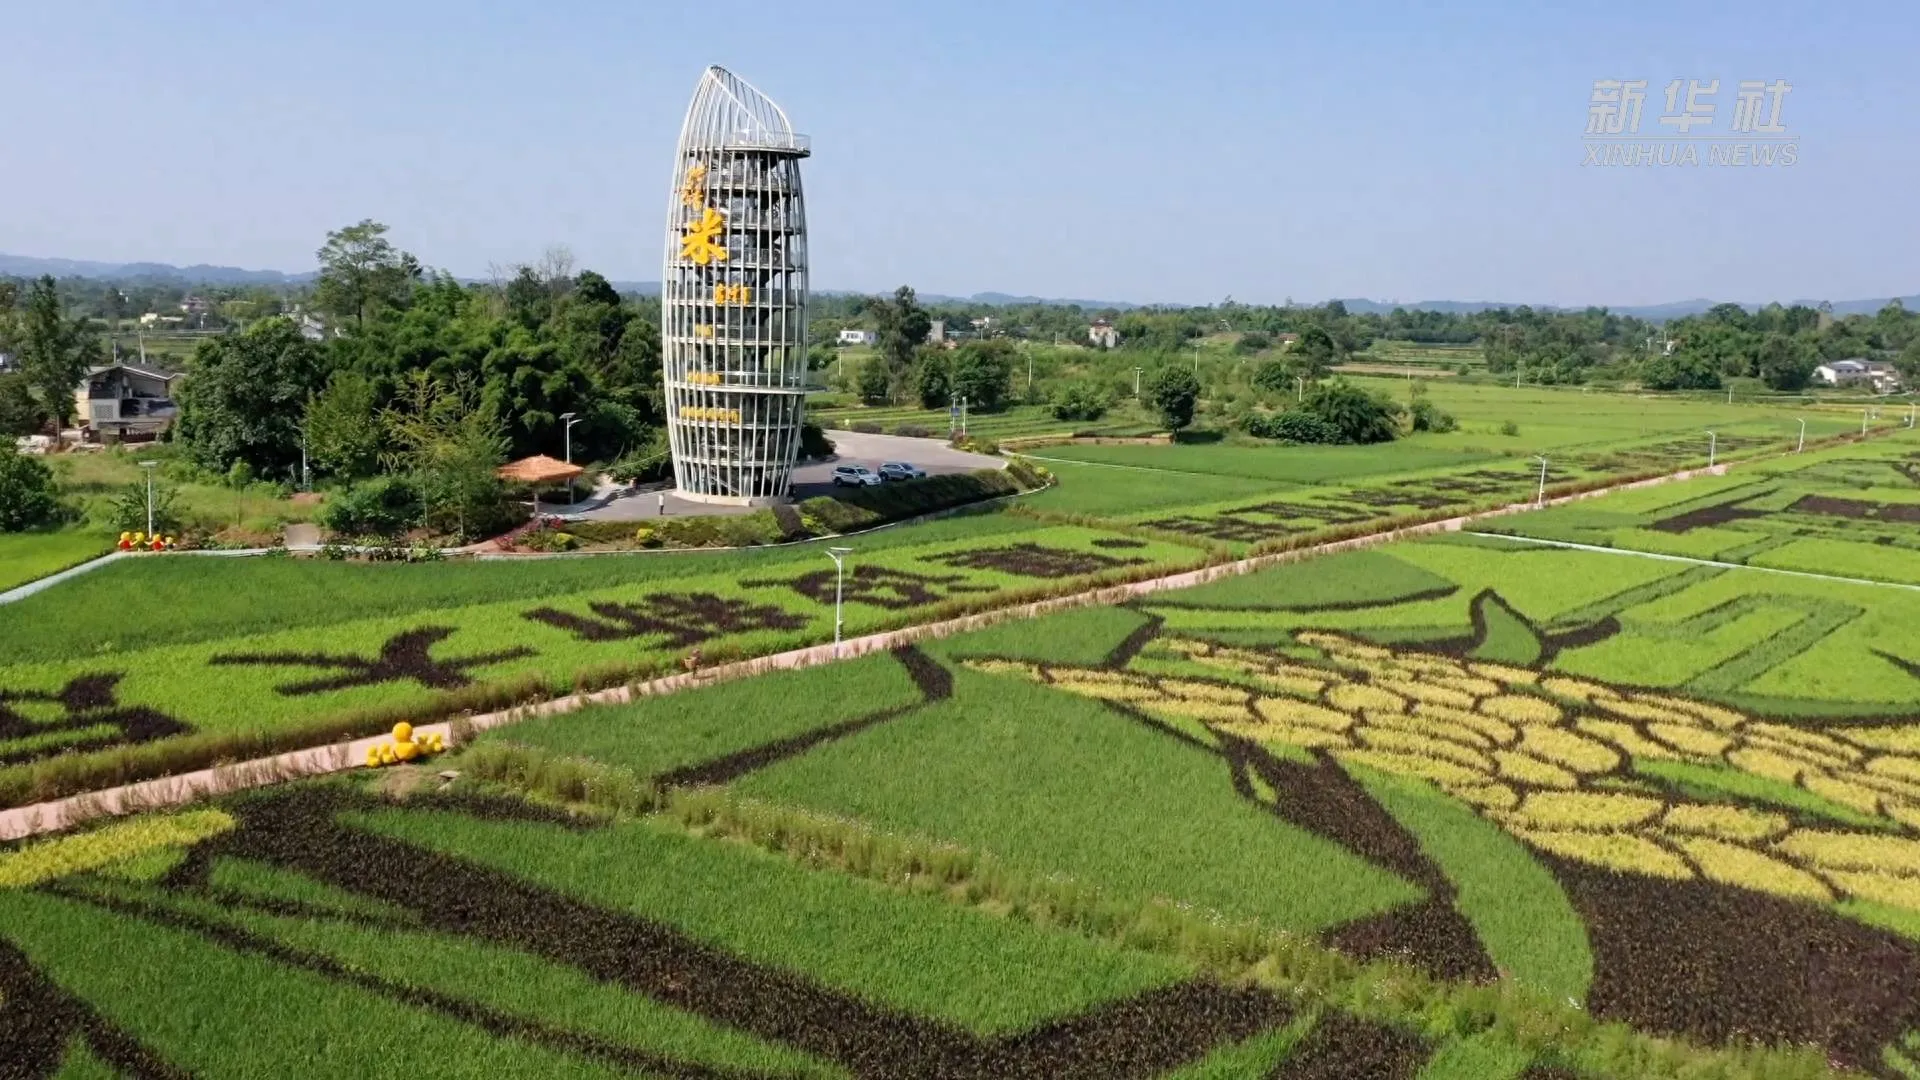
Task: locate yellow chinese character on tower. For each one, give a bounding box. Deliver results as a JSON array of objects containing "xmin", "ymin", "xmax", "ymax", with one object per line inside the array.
[
  {"xmin": 680, "ymin": 163, "xmax": 708, "ymax": 209},
  {"xmin": 680, "ymin": 206, "xmax": 728, "ymax": 266}
]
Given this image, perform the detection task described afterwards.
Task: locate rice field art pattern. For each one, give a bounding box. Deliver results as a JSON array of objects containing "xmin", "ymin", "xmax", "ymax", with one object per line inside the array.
[{"xmin": 962, "ymin": 606, "xmax": 1920, "ymax": 1066}]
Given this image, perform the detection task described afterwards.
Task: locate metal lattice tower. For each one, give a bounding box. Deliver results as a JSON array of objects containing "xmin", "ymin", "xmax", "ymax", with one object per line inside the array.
[{"xmin": 661, "ymin": 66, "xmax": 810, "ymax": 504}]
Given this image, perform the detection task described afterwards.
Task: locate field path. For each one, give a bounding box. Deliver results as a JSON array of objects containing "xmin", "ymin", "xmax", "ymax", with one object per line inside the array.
[{"xmin": 1468, "ymin": 531, "xmax": 1920, "ymax": 593}]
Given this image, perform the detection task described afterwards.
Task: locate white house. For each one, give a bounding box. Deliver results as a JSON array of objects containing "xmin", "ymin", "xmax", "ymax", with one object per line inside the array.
[
  {"xmin": 74, "ymin": 363, "xmax": 184, "ymax": 443},
  {"xmin": 1087, "ymin": 318, "xmax": 1118, "ymax": 348},
  {"xmin": 837, "ymin": 328, "xmax": 877, "ymax": 346},
  {"xmin": 1814, "ymin": 358, "xmax": 1902, "ymax": 393}
]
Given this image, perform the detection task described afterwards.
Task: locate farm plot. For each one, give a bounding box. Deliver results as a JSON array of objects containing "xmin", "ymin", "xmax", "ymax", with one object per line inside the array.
[
  {"xmin": 0, "ymin": 525, "xmax": 1201, "ymax": 806},
  {"xmin": 0, "ymin": 531, "xmax": 114, "ymax": 593},
  {"xmin": 1483, "ymin": 434, "xmax": 1920, "ymax": 585}
]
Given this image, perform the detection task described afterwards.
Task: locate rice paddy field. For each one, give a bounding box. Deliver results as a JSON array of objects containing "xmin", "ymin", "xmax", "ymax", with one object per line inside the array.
[
  {"xmin": 8, "ymin": 392, "xmax": 1920, "ymax": 1078},
  {"xmin": 0, "ymin": 532, "xmax": 112, "ymax": 593}
]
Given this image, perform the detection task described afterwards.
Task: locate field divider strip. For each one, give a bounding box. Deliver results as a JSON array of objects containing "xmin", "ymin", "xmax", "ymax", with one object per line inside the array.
[
  {"xmin": 0, "ymin": 460, "xmax": 1768, "ymax": 842},
  {"xmin": 1466, "ymin": 531, "xmax": 1920, "ymax": 593},
  {"xmin": 0, "ymin": 550, "xmax": 128, "ymax": 606}
]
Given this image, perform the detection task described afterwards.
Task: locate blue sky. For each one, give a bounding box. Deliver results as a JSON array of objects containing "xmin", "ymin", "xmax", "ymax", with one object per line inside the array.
[{"xmin": 5, "ymin": 1, "xmax": 1915, "ymax": 306}]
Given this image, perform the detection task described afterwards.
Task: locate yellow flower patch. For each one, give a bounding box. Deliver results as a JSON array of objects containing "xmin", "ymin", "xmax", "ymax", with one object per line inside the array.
[
  {"xmin": 1514, "ymin": 829, "xmax": 1693, "ymax": 879},
  {"xmin": 1801, "ymin": 773, "xmax": 1886, "ymax": 816},
  {"xmin": 1820, "ymin": 869, "xmax": 1920, "ymax": 912},
  {"xmin": 1336, "ymin": 748, "xmax": 1486, "ymax": 789},
  {"xmin": 1454, "ymin": 782, "xmax": 1520, "ymax": 810},
  {"xmin": 1414, "ymin": 703, "xmax": 1516, "ymax": 746},
  {"xmin": 1252, "ymin": 696, "xmax": 1354, "ymax": 733},
  {"xmin": 1502, "ymin": 791, "xmax": 1663, "ymax": 831},
  {"xmin": 1647, "ymin": 723, "xmax": 1733, "ymax": 758},
  {"xmin": 1374, "ymin": 677, "xmax": 1478, "ymax": 711},
  {"xmin": 1661, "ymin": 803, "xmax": 1789, "ymax": 843},
  {"xmin": 1519, "ymin": 726, "xmax": 1620, "ymax": 775},
  {"xmin": 1748, "ymin": 723, "xmax": 1861, "ymax": 765},
  {"xmin": 1355, "ymin": 727, "xmax": 1491, "ymax": 772},
  {"xmin": 1328, "ymin": 682, "xmax": 1406, "ymax": 715},
  {"xmin": 1773, "ymin": 831, "xmax": 1920, "ymax": 875},
  {"xmin": 1369, "ymin": 709, "xmax": 1496, "ymax": 750},
  {"xmin": 1727, "ymin": 748, "xmax": 1806, "ymax": 784},
  {"xmin": 1480, "ymin": 694, "xmax": 1562, "ymax": 727},
  {"xmin": 1575, "ymin": 719, "xmax": 1680, "ymax": 761},
  {"xmin": 1492, "ymin": 750, "xmax": 1579, "ymax": 790},
  {"xmin": 1540, "ymin": 675, "xmax": 1617, "ymax": 703},
  {"xmin": 1158, "ymin": 679, "xmax": 1253, "ymax": 705},
  {"xmin": 0, "ymin": 810, "xmax": 235, "ymax": 890},
  {"xmin": 1671, "ymin": 837, "xmax": 1834, "ymax": 903},
  {"xmin": 1846, "ymin": 726, "xmax": 1920, "ymax": 755}
]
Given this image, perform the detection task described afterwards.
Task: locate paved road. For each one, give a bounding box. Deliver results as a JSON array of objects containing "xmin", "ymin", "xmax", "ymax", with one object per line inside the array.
[{"xmin": 569, "ymin": 431, "xmax": 1005, "ymax": 522}]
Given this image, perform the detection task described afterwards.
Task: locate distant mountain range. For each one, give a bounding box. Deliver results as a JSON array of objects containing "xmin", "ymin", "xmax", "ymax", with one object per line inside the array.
[{"xmin": 2, "ymin": 252, "xmax": 1912, "ymax": 322}]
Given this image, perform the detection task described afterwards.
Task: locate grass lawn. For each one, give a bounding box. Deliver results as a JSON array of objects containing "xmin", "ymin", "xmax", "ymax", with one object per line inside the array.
[{"xmin": 0, "ymin": 531, "xmax": 114, "ymax": 592}]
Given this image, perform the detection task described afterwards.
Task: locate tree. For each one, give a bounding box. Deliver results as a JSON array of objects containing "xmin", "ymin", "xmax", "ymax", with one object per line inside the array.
[
  {"xmin": 381, "ymin": 371, "xmax": 513, "ymax": 542},
  {"xmin": 856, "ymin": 354, "xmax": 891, "ymax": 405},
  {"xmin": 314, "ymin": 219, "xmax": 419, "ymax": 330},
  {"xmin": 1293, "ymin": 325, "xmax": 1341, "ymax": 377},
  {"xmin": 948, "ymin": 339, "xmax": 1015, "ymax": 412},
  {"xmin": 304, "ymin": 370, "xmax": 384, "ymax": 479},
  {"xmin": 1252, "ymin": 358, "xmax": 1300, "ymax": 395},
  {"xmin": 0, "ymin": 441, "xmax": 64, "ymax": 531},
  {"xmin": 1756, "ymin": 332, "xmax": 1814, "ymax": 391},
  {"xmin": 915, "ymin": 348, "xmax": 950, "ymax": 408},
  {"xmin": 1149, "ymin": 366, "xmax": 1200, "ymax": 432},
  {"xmin": 0, "ymin": 374, "xmax": 43, "ymax": 437},
  {"xmin": 1302, "ymin": 379, "xmax": 1400, "ymax": 443},
  {"xmin": 175, "ymin": 317, "xmax": 330, "ymax": 477},
  {"xmin": 13, "ymin": 276, "xmax": 101, "ymax": 434},
  {"xmin": 1051, "ymin": 381, "xmax": 1109, "ymax": 422},
  {"xmin": 869, "ymin": 286, "xmax": 930, "ymax": 402},
  {"xmin": 1639, "ymin": 352, "xmax": 1721, "ymax": 391}
]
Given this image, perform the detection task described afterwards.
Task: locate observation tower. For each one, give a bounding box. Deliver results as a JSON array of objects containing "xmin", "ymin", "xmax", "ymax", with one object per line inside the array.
[{"xmin": 661, "ymin": 66, "xmax": 811, "ymax": 504}]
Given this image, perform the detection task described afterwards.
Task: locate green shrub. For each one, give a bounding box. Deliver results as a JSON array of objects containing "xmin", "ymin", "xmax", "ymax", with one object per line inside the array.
[
  {"xmin": 1301, "ymin": 378, "xmax": 1401, "ymax": 443},
  {"xmin": 1409, "ymin": 398, "xmax": 1459, "ymax": 433},
  {"xmin": 1500, "ymin": 420, "xmax": 1520, "ymax": 437},
  {"xmin": 108, "ymin": 481, "xmax": 181, "ymax": 535},
  {"xmin": 799, "ymin": 421, "xmax": 834, "ymax": 460},
  {"xmin": 0, "ymin": 444, "xmax": 68, "ymax": 531},
  {"xmin": 519, "ymin": 528, "xmax": 579, "ymax": 552},
  {"xmin": 320, "ymin": 475, "xmax": 424, "ymax": 539},
  {"xmin": 1050, "ymin": 382, "xmax": 1110, "ymax": 422},
  {"xmin": 1244, "ymin": 410, "xmax": 1342, "ymax": 443}
]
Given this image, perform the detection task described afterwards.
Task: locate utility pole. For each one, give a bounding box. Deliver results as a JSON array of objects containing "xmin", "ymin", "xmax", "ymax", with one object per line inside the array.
[
  {"xmin": 826, "ymin": 547, "xmax": 852, "ymax": 654},
  {"xmin": 1534, "ymin": 455, "xmax": 1549, "ymax": 507},
  {"xmin": 1027, "ymin": 352, "xmax": 1033, "ymax": 396},
  {"xmin": 1863, "ymin": 410, "xmax": 1870, "ymax": 436},
  {"xmin": 1296, "ymin": 375, "xmax": 1304, "ymax": 402},
  {"xmin": 1796, "ymin": 418, "xmax": 1806, "ymax": 452},
  {"xmin": 139, "ymin": 461, "xmax": 158, "ymax": 537},
  {"xmin": 1727, "ymin": 386, "xmax": 1733, "ymax": 405},
  {"xmin": 1133, "ymin": 367, "xmax": 1143, "ymax": 398},
  {"xmin": 1705, "ymin": 430, "xmax": 1717, "ymax": 468},
  {"xmin": 559, "ymin": 411, "xmax": 583, "ymax": 503},
  {"xmin": 960, "ymin": 395, "xmax": 968, "ymax": 437}
]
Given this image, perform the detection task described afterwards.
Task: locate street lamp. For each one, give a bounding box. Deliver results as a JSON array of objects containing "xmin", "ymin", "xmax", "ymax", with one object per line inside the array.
[
  {"xmin": 1133, "ymin": 367, "xmax": 1143, "ymax": 398},
  {"xmin": 559, "ymin": 411, "xmax": 583, "ymax": 503},
  {"xmin": 1705, "ymin": 430, "xmax": 1717, "ymax": 468},
  {"xmin": 1796, "ymin": 418, "xmax": 1806, "ymax": 452},
  {"xmin": 138, "ymin": 460, "xmax": 158, "ymax": 537},
  {"xmin": 1863, "ymin": 410, "xmax": 1870, "ymax": 436},
  {"xmin": 825, "ymin": 547, "xmax": 853, "ymax": 652},
  {"xmin": 1534, "ymin": 455, "xmax": 1550, "ymax": 507}
]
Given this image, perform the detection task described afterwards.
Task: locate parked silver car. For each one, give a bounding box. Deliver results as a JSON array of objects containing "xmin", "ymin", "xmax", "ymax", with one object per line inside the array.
[
  {"xmin": 831, "ymin": 464, "xmax": 884, "ymax": 487},
  {"xmin": 878, "ymin": 461, "xmax": 927, "ymax": 481}
]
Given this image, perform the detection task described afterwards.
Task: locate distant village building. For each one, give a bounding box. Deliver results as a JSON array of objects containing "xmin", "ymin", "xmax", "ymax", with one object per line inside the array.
[
  {"xmin": 296, "ymin": 313, "xmax": 328, "ymax": 342},
  {"xmin": 74, "ymin": 363, "xmax": 183, "ymax": 443},
  {"xmin": 928, "ymin": 319, "xmax": 946, "ymax": 344},
  {"xmin": 179, "ymin": 295, "xmax": 212, "ymax": 315},
  {"xmin": 138, "ymin": 312, "xmax": 186, "ymax": 327},
  {"xmin": 1275, "ymin": 332, "xmax": 1300, "ymax": 349},
  {"xmin": 1087, "ymin": 318, "xmax": 1118, "ymax": 348},
  {"xmin": 1814, "ymin": 358, "xmax": 1902, "ymax": 393},
  {"xmin": 837, "ymin": 328, "xmax": 877, "ymax": 346}
]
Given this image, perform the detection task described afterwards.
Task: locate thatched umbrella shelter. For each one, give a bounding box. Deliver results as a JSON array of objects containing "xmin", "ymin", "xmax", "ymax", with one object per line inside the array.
[{"xmin": 497, "ymin": 455, "xmax": 585, "ymax": 518}]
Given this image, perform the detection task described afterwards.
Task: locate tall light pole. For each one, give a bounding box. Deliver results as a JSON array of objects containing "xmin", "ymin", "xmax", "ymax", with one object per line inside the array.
[
  {"xmin": 1133, "ymin": 367, "xmax": 1143, "ymax": 398},
  {"xmin": 1727, "ymin": 386, "xmax": 1733, "ymax": 405},
  {"xmin": 1296, "ymin": 375, "xmax": 1304, "ymax": 403},
  {"xmin": 559, "ymin": 411, "xmax": 583, "ymax": 503},
  {"xmin": 1863, "ymin": 410, "xmax": 1870, "ymax": 436},
  {"xmin": 1534, "ymin": 455, "xmax": 1550, "ymax": 507},
  {"xmin": 1909, "ymin": 402, "xmax": 1916, "ymax": 428},
  {"xmin": 1026, "ymin": 352, "xmax": 1033, "ymax": 396},
  {"xmin": 1796, "ymin": 418, "xmax": 1806, "ymax": 452},
  {"xmin": 138, "ymin": 460, "xmax": 158, "ymax": 537},
  {"xmin": 1705, "ymin": 430, "xmax": 1717, "ymax": 468},
  {"xmin": 825, "ymin": 547, "xmax": 852, "ymax": 652}
]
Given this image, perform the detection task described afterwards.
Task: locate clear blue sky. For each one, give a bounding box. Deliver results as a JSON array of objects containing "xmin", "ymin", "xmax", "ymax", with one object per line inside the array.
[{"xmin": 5, "ymin": 1, "xmax": 1915, "ymax": 307}]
